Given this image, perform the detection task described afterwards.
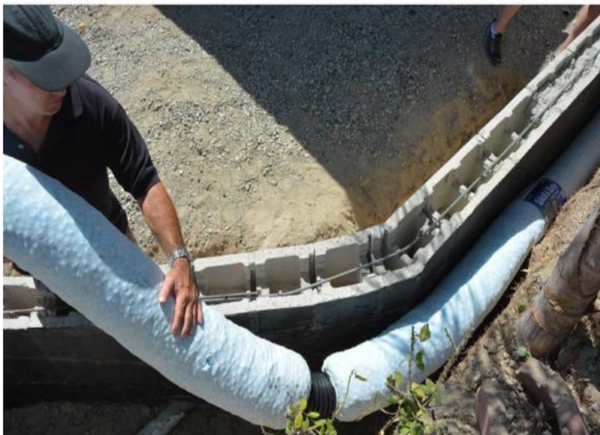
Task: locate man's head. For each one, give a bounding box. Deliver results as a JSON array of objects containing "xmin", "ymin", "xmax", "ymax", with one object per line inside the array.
[
  {"xmin": 3, "ymin": 5, "xmax": 90, "ymax": 93},
  {"xmin": 4, "ymin": 60, "xmax": 67, "ymax": 116}
]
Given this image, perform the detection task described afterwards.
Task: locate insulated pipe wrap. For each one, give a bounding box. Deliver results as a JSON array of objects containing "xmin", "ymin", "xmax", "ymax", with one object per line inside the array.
[
  {"xmin": 3, "ymin": 156, "xmax": 311, "ymax": 429},
  {"xmin": 323, "ymin": 109, "xmax": 600, "ymax": 422},
  {"xmin": 323, "ymin": 202, "xmax": 545, "ymax": 421}
]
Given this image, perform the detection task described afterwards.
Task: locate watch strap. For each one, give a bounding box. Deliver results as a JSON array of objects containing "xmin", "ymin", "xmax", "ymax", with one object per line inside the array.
[{"xmin": 168, "ymin": 248, "xmax": 192, "ymax": 268}]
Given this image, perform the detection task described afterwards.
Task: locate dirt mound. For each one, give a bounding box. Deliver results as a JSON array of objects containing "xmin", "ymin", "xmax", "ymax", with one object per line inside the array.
[{"xmin": 447, "ymin": 168, "xmax": 600, "ymax": 434}]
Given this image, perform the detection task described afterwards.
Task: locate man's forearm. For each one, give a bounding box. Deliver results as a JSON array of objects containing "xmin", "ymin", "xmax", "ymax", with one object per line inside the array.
[
  {"xmin": 138, "ymin": 181, "xmax": 202, "ymax": 335},
  {"xmin": 138, "ymin": 181, "xmax": 185, "ymax": 256}
]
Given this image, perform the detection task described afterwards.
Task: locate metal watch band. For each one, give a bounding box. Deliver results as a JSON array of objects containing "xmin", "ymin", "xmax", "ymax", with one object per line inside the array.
[{"xmin": 168, "ymin": 248, "xmax": 192, "ymax": 268}]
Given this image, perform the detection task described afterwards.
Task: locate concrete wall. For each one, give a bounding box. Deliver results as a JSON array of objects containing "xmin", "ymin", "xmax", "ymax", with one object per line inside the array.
[
  {"xmin": 192, "ymin": 22, "xmax": 600, "ymax": 362},
  {"xmin": 4, "ymin": 19, "xmax": 600, "ymax": 398},
  {"xmin": 4, "ymin": 279, "xmax": 188, "ymax": 407}
]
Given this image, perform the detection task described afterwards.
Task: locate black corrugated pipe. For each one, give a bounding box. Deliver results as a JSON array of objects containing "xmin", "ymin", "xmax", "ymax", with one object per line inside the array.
[{"xmin": 307, "ymin": 372, "xmax": 337, "ymax": 418}]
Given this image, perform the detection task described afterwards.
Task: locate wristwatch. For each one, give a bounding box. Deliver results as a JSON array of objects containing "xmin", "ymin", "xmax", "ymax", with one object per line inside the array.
[{"xmin": 168, "ymin": 247, "xmax": 192, "ymax": 268}]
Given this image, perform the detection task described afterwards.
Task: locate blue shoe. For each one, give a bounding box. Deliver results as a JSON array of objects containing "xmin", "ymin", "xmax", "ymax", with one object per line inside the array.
[{"xmin": 485, "ymin": 19, "xmax": 502, "ymax": 66}]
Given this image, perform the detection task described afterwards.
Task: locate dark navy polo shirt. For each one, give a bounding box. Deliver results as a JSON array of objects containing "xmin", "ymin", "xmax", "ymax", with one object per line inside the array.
[{"xmin": 4, "ymin": 75, "xmax": 160, "ymax": 234}]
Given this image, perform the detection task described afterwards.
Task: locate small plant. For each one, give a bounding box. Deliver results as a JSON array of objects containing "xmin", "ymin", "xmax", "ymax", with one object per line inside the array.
[
  {"xmin": 274, "ymin": 324, "xmax": 455, "ymax": 435},
  {"xmin": 517, "ymin": 298, "xmax": 528, "ymax": 314},
  {"xmin": 278, "ymin": 398, "xmax": 337, "ymax": 435},
  {"xmin": 516, "ymin": 345, "xmax": 532, "ymax": 361},
  {"xmin": 273, "ymin": 368, "xmax": 367, "ymax": 435},
  {"xmin": 379, "ymin": 324, "xmax": 443, "ymax": 435}
]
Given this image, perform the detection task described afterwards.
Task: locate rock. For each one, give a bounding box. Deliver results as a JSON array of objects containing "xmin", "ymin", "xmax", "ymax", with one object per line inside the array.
[
  {"xmin": 476, "ymin": 381, "xmax": 510, "ymax": 435},
  {"xmin": 516, "ymin": 358, "xmax": 590, "ymax": 435},
  {"xmin": 583, "ymin": 384, "xmax": 600, "ymax": 413}
]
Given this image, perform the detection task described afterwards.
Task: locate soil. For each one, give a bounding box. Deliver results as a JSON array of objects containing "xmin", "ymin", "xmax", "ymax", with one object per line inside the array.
[
  {"xmin": 4, "ymin": 5, "xmax": 599, "ymax": 435},
  {"xmin": 440, "ymin": 167, "xmax": 600, "ymax": 435}
]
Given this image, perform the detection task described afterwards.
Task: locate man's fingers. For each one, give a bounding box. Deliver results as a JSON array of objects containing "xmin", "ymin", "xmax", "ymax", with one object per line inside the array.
[
  {"xmin": 182, "ymin": 303, "xmax": 195, "ymax": 337},
  {"xmin": 197, "ymin": 302, "xmax": 204, "ymax": 326},
  {"xmin": 158, "ymin": 277, "xmax": 175, "ymax": 303},
  {"xmin": 172, "ymin": 296, "xmax": 186, "ymax": 335},
  {"xmin": 162, "ymin": 266, "xmax": 202, "ymax": 337},
  {"xmin": 190, "ymin": 304, "xmax": 196, "ymax": 334},
  {"xmin": 192, "ymin": 304, "xmax": 199, "ymax": 330}
]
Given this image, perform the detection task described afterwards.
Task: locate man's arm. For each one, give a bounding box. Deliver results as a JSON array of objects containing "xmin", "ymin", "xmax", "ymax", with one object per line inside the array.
[{"xmin": 137, "ymin": 181, "xmax": 202, "ymax": 337}]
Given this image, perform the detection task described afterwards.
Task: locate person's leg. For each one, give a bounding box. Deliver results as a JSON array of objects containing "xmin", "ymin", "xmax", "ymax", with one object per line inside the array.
[
  {"xmin": 557, "ymin": 5, "xmax": 600, "ymax": 53},
  {"xmin": 485, "ymin": 6, "xmax": 520, "ymax": 66},
  {"xmin": 494, "ymin": 5, "xmax": 521, "ymax": 35}
]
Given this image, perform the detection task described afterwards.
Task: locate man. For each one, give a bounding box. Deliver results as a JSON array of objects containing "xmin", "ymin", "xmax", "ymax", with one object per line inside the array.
[{"xmin": 3, "ymin": 5, "xmax": 202, "ymax": 338}]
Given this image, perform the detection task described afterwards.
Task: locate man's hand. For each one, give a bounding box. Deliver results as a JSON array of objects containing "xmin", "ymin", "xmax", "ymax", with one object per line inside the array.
[
  {"xmin": 137, "ymin": 182, "xmax": 202, "ymax": 337},
  {"xmin": 158, "ymin": 259, "xmax": 203, "ymax": 337}
]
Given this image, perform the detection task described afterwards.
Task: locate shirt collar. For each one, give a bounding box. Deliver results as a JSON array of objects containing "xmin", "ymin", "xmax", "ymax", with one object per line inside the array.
[
  {"xmin": 58, "ymin": 81, "xmax": 83, "ymax": 120},
  {"xmin": 61, "ymin": 80, "xmax": 83, "ymax": 120}
]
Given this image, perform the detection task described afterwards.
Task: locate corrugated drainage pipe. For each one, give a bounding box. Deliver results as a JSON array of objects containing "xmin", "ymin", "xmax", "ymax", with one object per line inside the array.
[
  {"xmin": 322, "ymin": 109, "xmax": 600, "ymax": 422},
  {"xmin": 308, "ymin": 372, "xmax": 337, "ymax": 417},
  {"xmin": 2, "ymin": 155, "xmax": 312, "ymax": 430}
]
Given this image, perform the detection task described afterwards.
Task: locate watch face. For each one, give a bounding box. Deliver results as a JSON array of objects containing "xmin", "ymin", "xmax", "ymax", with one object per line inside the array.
[{"xmin": 169, "ymin": 249, "xmax": 191, "ymax": 267}]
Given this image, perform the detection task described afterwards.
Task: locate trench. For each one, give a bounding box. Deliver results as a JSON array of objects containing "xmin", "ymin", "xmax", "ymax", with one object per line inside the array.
[{"xmin": 349, "ymin": 71, "xmax": 526, "ymax": 229}]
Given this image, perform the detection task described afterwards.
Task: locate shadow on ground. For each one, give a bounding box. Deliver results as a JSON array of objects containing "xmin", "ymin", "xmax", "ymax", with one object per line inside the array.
[{"xmin": 157, "ymin": 5, "xmax": 573, "ymax": 228}]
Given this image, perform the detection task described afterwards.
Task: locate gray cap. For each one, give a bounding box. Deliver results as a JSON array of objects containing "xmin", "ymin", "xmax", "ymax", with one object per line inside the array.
[{"xmin": 4, "ymin": 5, "xmax": 91, "ymax": 91}]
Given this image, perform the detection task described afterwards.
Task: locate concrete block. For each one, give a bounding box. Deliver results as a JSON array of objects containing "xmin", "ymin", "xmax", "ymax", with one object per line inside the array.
[
  {"xmin": 364, "ymin": 224, "xmax": 388, "ymax": 275},
  {"xmin": 529, "ymin": 43, "xmax": 599, "ymax": 124},
  {"xmin": 527, "ymin": 47, "xmax": 577, "ymax": 93},
  {"xmin": 3, "ymin": 277, "xmax": 35, "ymax": 308},
  {"xmin": 254, "ymin": 244, "xmax": 315, "ymax": 286},
  {"xmin": 323, "ymin": 244, "xmax": 361, "ymax": 287},
  {"xmin": 264, "ymin": 256, "xmax": 301, "ymax": 292},
  {"xmin": 413, "ymin": 217, "xmax": 456, "ymax": 266},
  {"xmin": 197, "ymin": 263, "xmax": 250, "ymax": 296},
  {"xmin": 3, "ymin": 276, "xmax": 59, "ymax": 317},
  {"xmin": 427, "ymin": 170, "xmax": 460, "ymax": 216},
  {"xmin": 311, "ymin": 230, "xmax": 371, "ymax": 286},
  {"xmin": 313, "ymin": 230, "xmax": 371, "ymax": 263},
  {"xmin": 446, "ymin": 192, "xmax": 469, "ymax": 216},
  {"xmin": 482, "ymin": 153, "xmax": 498, "ymax": 171},
  {"xmin": 456, "ymin": 142, "xmax": 486, "ymax": 188},
  {"xmin": 3, "ymin": 276, "xmax": 35, "ymax": 288},
  {"xmin": 378, "ymin": 127, "xmax": 480, "ymax": 267},
  {"xmin": 591, "ymin": 30, "xmax": 600, "ymax": 52},
  {"xmin": 479, "ymin": 88, "xmax": 533, "ymax": 157},
  {"xmin": 525, "ymin": 56, "xmax": 600, "ymax": 152},
  {"xmin": 192, "ymin": 251, "xmax": 254, "ymax": 271},
  {"xmin": 382, "ymin": 200, "xmax": 427, "ymax": 270},
  {"xmin": 192, "ymin": 252, "xmax": 256, "ymax": 296},
  {"xmin": 364, "ymin": 224, "xmax": 386, "ymax": 264}
]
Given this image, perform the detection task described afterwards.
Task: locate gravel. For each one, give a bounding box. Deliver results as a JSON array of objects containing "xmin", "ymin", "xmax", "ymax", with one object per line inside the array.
[{"xmin": 51, "ymin": 5, "xmax": 576, "ymax": 263}]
